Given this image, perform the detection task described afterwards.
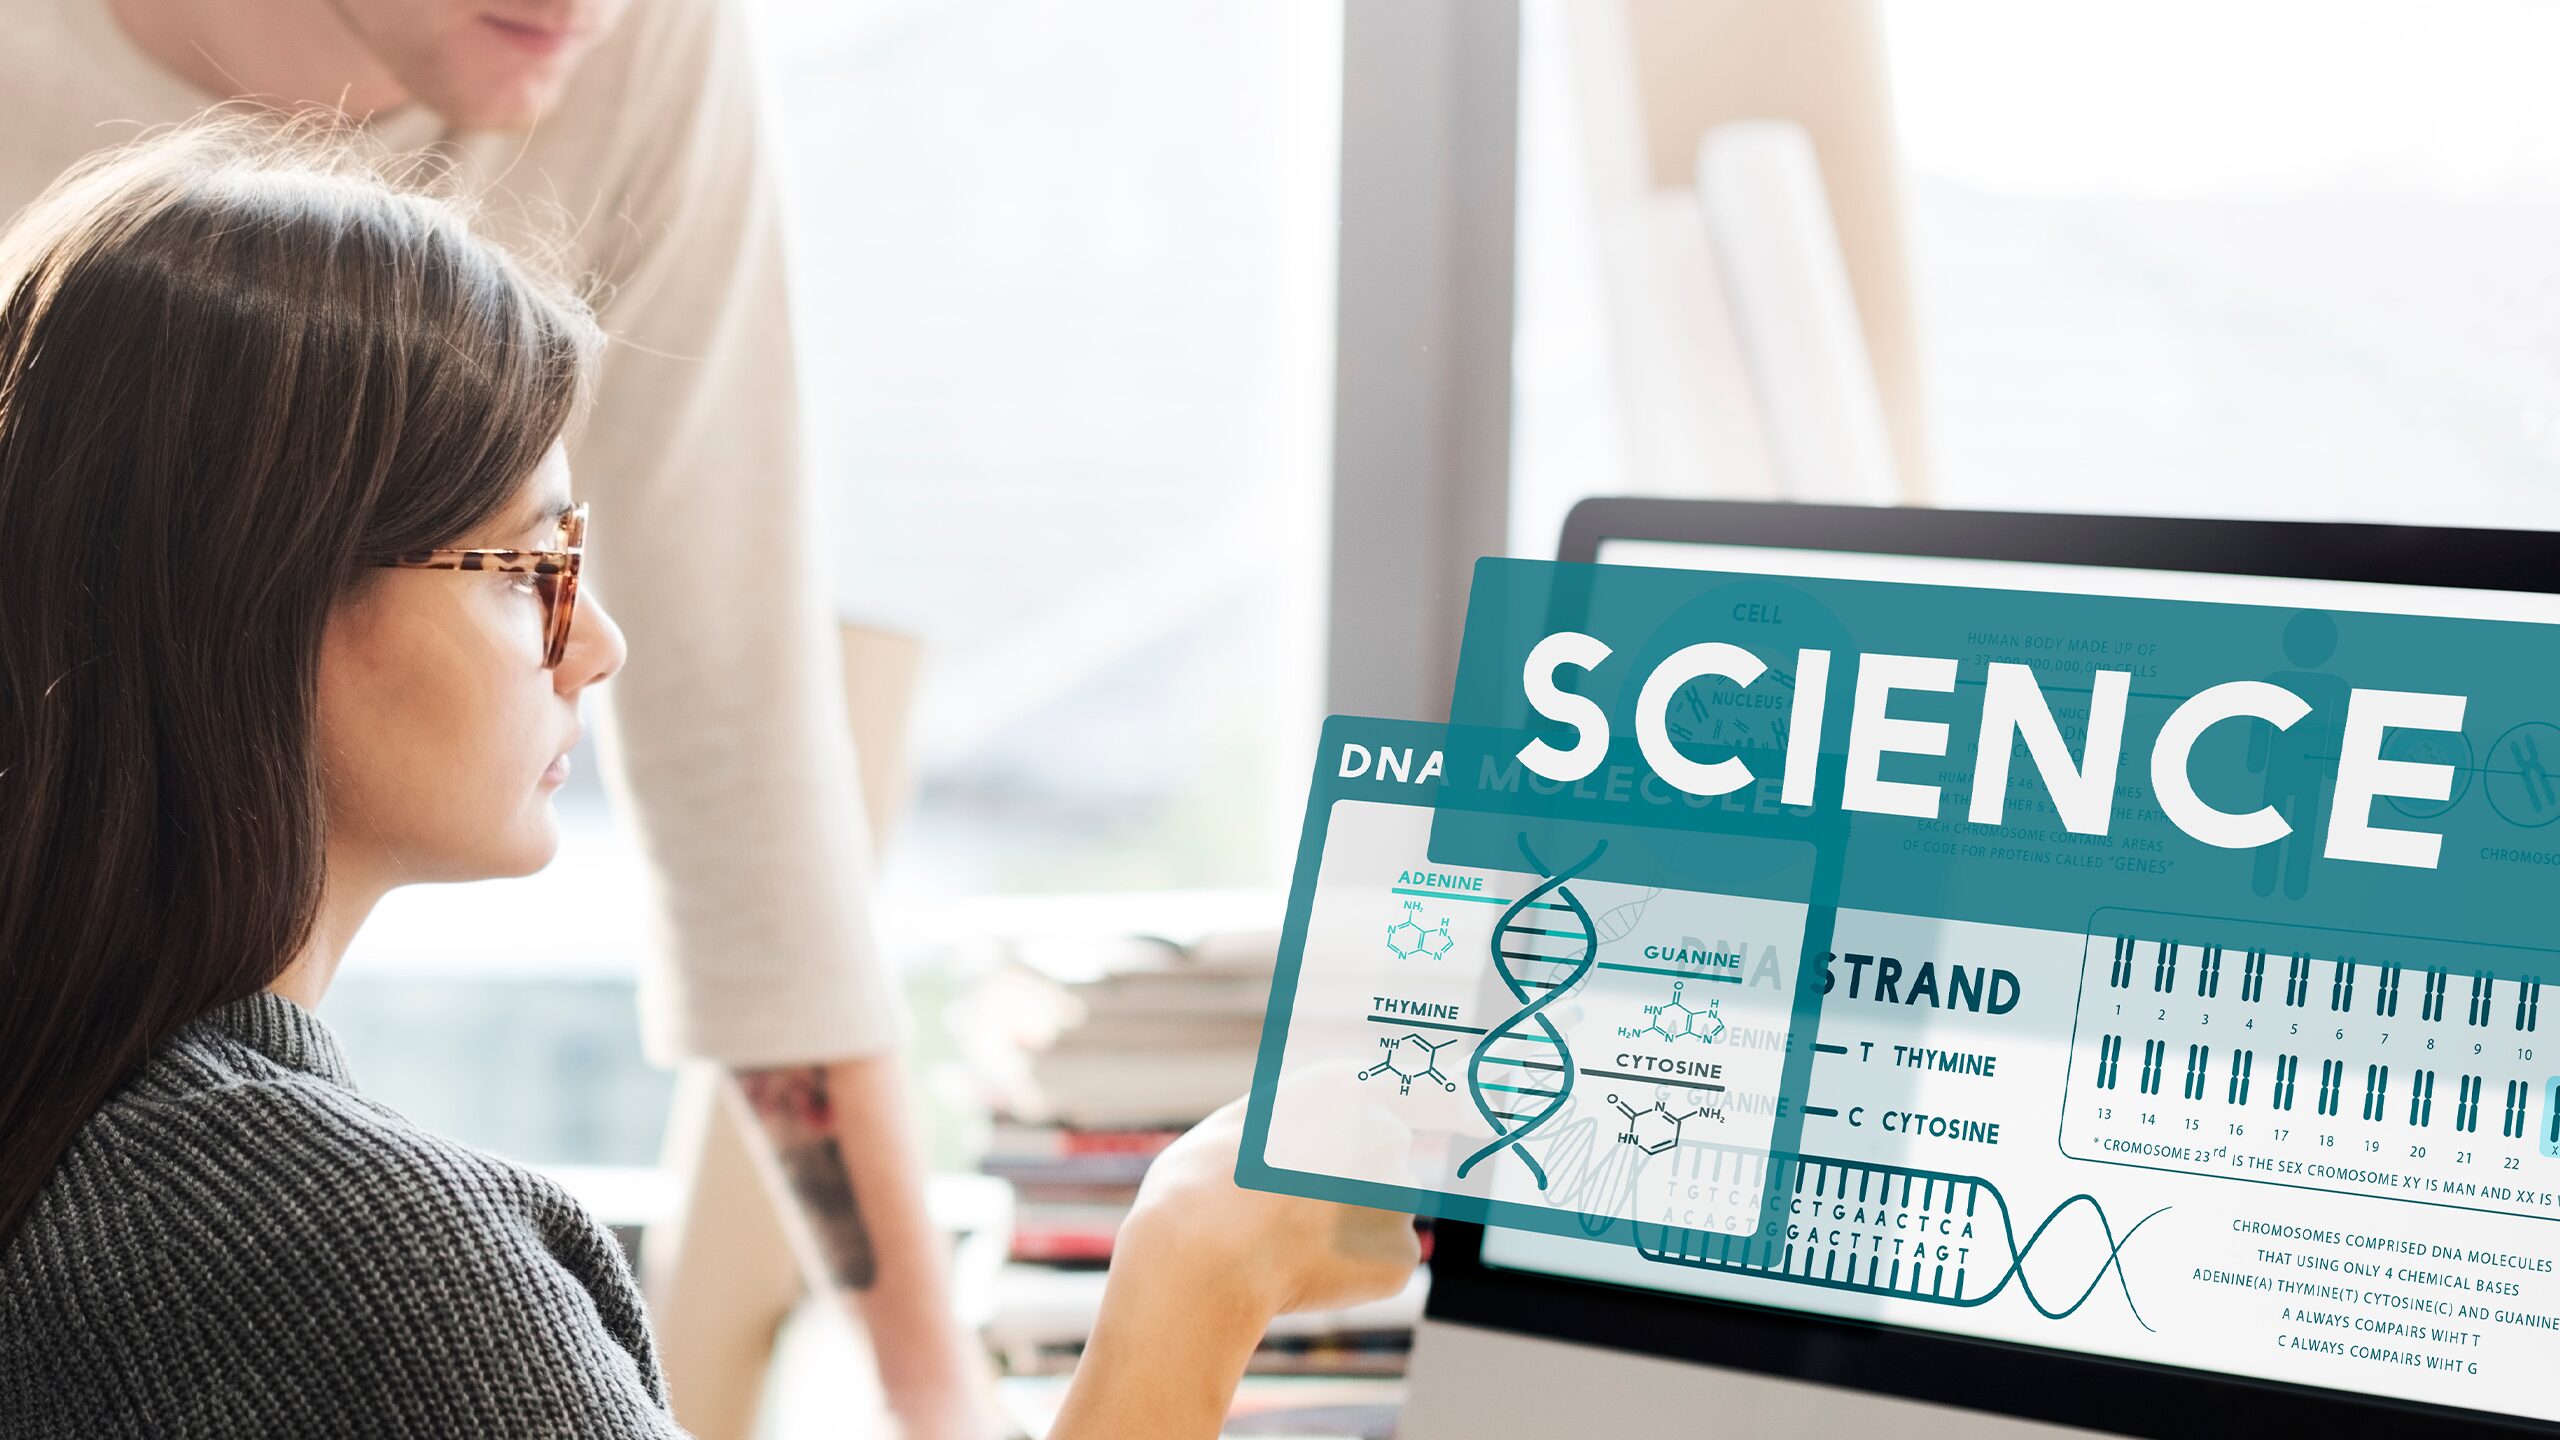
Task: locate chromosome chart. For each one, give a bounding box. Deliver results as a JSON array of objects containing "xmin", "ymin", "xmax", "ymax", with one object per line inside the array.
[{"xmin": 2063, "ymin": 908, "xmax": 2557, "ymax": 1219}]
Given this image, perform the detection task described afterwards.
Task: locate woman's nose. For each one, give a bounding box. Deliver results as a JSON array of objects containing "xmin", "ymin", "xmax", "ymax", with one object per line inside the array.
[{"xmin": 557, "ymin": 590, "xmax": 627, "ymax": 694}]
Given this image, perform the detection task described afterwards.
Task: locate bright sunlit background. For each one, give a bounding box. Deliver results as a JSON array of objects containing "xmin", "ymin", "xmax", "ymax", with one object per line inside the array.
[
  {"xmin": 1886, "ymin": 0, "xmax": 2560, "ymax": 526},
  {"xmin": 326, "ymin": 0, "xmax": 2560, "ymax": 1173},
  {"xmin": 1513, "ymin": 0, "xmax": 2560, "ymax": 540}
]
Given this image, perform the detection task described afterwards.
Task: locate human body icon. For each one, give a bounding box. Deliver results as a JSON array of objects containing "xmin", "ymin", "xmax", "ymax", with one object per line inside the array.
[{"xmin": 2251, "ymin": 611, "xmax": 2347, "ymax": 901}]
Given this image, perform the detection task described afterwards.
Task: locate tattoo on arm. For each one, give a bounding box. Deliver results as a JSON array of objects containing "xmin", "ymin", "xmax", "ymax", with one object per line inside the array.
[{"xmin": 735, "ymin": 1066, "xmax": 879, "ymax": 1290}]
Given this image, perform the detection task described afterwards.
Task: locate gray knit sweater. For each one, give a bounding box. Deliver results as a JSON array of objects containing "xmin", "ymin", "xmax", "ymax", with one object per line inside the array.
[{"xmin": 0, "ymin": 992, "xmax": 687, "ymax": 1438}]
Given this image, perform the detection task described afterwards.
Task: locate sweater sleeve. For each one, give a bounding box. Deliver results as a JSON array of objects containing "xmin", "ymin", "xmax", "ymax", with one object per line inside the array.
[
  {"xmin": 135, "ymin": 1086, "xmax": 688, "ymax": 1439},
  {"xmin": 550, "ymin": 0, "xmax": 908, "ymax": 1068}
]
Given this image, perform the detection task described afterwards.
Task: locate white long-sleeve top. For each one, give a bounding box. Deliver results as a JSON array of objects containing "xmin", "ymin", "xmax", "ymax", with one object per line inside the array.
[{"xmin": 0, "ymin": 0, "xmax": 906, "ymax": 1067}]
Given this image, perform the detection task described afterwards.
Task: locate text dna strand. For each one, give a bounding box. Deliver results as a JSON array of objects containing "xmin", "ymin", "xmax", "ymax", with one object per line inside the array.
[{"xmin": 1630, "ymin": 1149, "xmax": 2166, "ymax": 1328}]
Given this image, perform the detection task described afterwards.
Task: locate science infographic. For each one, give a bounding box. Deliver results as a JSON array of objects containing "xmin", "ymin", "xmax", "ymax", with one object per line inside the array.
[{"xmin": 1241, "ymin": 559, "xmax": 2560, "ymax": 1422}]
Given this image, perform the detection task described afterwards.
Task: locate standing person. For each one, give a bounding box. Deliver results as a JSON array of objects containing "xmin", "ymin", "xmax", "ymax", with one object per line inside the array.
[{"xmin": 0, "ymin": 0, "xmax": 983, "ymax": 1431}]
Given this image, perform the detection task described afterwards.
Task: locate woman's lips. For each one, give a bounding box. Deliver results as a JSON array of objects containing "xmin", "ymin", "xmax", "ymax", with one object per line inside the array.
[
  {"xmin": 542, "ymin": 752, "xmax": 572, "ymax": 786},
  {"xmin": 481, "ymin": 15, "xmax": 576, "ymax": 58}
]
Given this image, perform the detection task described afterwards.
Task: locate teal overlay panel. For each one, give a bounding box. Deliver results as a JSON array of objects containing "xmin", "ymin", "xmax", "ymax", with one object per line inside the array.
[
  {"xmin": 1431, "ymin": 558, "xmax": 2560, "ymax": 981},
  {"xmin": 1239, "ymin": 715, "xmax": 1829, "ymax": 1258}
]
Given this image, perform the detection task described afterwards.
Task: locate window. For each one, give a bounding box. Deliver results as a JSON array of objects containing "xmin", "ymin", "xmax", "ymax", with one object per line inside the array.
[
  {"xmin": 1510, "ymin": 0, "xmax": 2560, "ymax": 538},
  {"xmin": 1884, "ymin": 0, "xmax": 2560, "ymax": 526},
  {"xmin": 768, "ymin": 0, "xmax": 1338, "ymax": 900}
]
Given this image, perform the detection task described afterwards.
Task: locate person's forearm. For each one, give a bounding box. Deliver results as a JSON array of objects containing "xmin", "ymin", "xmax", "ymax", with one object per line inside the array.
[
  {"xmin": 733, "ymin": 1055, "xmax": 994, "ymax": 1438},
  {"xmin": 1045, "ymin": 1242, "xmax": 1269, "ymax": 1440}
]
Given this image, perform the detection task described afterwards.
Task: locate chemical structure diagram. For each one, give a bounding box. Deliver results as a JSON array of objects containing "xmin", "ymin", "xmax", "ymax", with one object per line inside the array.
[
  {"xmin": 1610, "ymin": 1094, "xmax": 1702, "ymax": 1156},
  {"xmin": 1361, "ymin": 1032, "xmax": 1460, "ymax": 1097},
  {"xmin": 1385, "ymin": 900, "xmax": 1457, "ymax": 962},
  {"xmin": 1616, "ymin": 980, "xmax": 1725, "ymax": 1045}
]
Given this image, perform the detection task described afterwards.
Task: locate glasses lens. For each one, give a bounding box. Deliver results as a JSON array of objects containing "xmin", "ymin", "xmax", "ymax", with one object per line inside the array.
[
  {"xmin": 542, "ymin": 505, "xmax": 585, "ymax": 668},
  {"xmin": 541, "ymin": 568, "xmax": 579, "ymax": 667}
]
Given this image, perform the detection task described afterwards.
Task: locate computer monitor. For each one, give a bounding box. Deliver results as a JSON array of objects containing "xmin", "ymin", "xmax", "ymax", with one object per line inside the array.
[{"xmin": 1400, "ymin": 497, "xmax": 2560, "ymax": 1439}]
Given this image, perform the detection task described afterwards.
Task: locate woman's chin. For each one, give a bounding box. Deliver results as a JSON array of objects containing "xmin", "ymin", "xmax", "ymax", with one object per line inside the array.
[{"xmin": 483, "ymin": 810, "xmax": 564, "ymax": 879}]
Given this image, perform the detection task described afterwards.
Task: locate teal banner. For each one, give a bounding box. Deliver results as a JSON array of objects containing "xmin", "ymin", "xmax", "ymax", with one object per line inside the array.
[{"xmin": 1430, "ymin": 558, "xmax": 2560, "ymax": 978}]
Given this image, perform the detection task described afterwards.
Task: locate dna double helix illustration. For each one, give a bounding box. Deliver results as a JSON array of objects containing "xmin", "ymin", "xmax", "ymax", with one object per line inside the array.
[
  {"xmin": 1628, "ymin": 1148, "xmax": 2168, "ymax": 1329},
  {"xmin": 1455, "ymin": 834, "xmax": 1609, "ymax": 1187}
]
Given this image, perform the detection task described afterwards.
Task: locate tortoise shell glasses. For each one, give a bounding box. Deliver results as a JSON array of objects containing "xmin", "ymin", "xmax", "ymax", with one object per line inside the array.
[{"xmin": 375, "ymin": 502, "xmax": 587, "ymax": 667}]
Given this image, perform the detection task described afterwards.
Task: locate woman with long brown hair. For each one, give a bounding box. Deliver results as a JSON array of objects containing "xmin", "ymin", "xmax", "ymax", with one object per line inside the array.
[{"xmin": 0, "ymin": 117, "xmax": 1413, "ymax": 1438}]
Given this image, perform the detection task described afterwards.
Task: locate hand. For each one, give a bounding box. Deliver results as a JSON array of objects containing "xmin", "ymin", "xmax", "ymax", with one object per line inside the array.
[
  {"xmin": 1116, "ymin": 1086, "xmax": 1420, "ymax": 1322},
  {"xmin": 1049, "ymin": 1083, "xmax": 1419, "ymax": 1440}
]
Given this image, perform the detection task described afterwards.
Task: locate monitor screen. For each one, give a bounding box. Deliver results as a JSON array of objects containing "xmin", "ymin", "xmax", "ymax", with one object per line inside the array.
[{"xmin": 1477, "ymin": 532, "xmax": 2560, "ymax": 1430}]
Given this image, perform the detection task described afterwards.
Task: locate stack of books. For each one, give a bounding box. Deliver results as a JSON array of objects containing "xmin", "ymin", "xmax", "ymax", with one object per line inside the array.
[
  {"xmin": 979, "ymin": 1119, "xmax": 1178, "ymax": 1265},
  {"xmin": 958, "ymin": 928, "xmax": 1268, "ymax": 1274},
  {"xmin": 962, "ymin": 930, "xmax": 1274, "ymax": 1133},
  {"xmin": 957, "ymin": 927, "xmax": 1425, "ymax": 1379}
]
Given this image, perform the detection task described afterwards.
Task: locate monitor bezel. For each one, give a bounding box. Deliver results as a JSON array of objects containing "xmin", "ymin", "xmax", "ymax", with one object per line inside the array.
[{"xmin": 1422, "ymin": 495, "xmax": 2560, "ymax": 1440}]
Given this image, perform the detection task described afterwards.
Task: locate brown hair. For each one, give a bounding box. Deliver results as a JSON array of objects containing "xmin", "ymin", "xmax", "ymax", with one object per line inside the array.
[{"xmin": 0, "ymin": 112, "xmax": 602, "ymax": 1242}]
